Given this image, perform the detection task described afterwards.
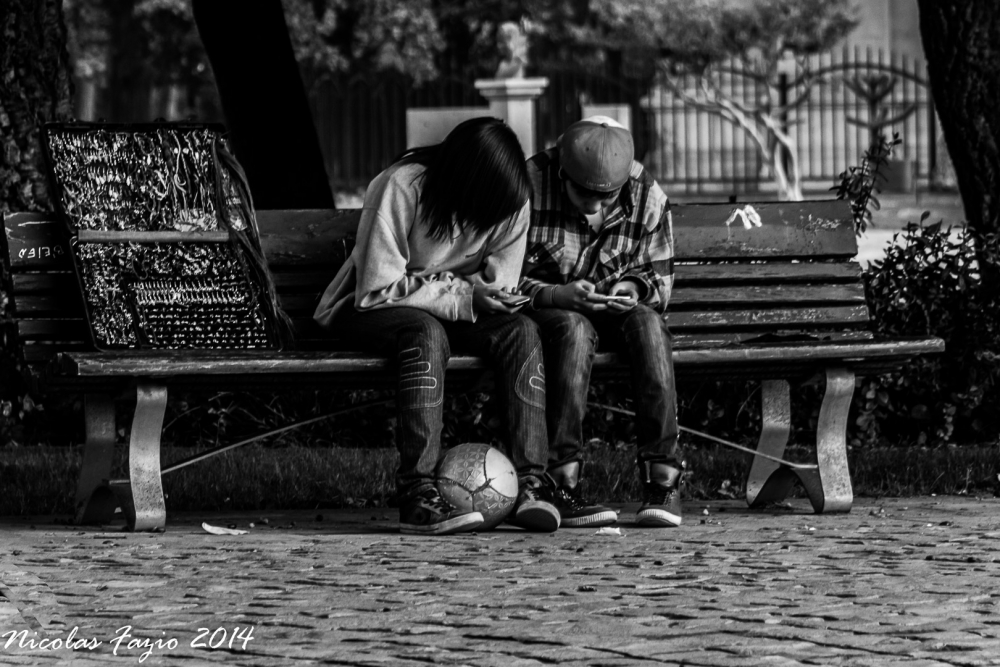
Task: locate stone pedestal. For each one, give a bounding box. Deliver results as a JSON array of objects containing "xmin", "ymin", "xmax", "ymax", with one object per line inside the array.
[{"xmin": 474, "ymin": 77, "xmax": 549, "ymax": 157}]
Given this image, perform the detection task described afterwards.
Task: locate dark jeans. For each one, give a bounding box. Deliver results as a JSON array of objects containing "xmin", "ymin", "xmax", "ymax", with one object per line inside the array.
[
  {"xmin": 334, "ymin": 306, "xmax": 548, "ymax": 494},
  {"xmin": 527, "ymin": 305, "xmax": 680, "ymax": 470}
]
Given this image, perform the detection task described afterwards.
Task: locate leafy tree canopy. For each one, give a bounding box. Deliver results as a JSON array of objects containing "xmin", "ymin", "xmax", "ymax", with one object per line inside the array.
[
  {"xmin": 62, "ymin": 1, "xmax": 859, "ymax": 96},
  {"xmin": 589, "ymin": 0, "xmax": 858, "ymax": 74},
  {"xmin": 64, "ymin": 0, "xmax": 209, "ymax": 86},
  {"xmin": 283, "ymin": 0, "xmax": 445, "ymax": 88}
]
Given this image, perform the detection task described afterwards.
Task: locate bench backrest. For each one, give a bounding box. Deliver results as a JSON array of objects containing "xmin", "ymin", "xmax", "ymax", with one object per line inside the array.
[{"xmin": 2, "ymin": 200, "xmax": 868, "ymax": 366}]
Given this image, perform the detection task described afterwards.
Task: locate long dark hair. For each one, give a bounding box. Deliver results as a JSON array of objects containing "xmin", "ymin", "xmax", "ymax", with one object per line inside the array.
[{"xmin": 394, "ymin": 117, "xmax": 530, "ymax": 241}]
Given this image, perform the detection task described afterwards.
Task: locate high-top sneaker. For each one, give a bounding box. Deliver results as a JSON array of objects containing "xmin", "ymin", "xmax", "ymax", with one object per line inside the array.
[
  {"xmin": 398, "ymin": 484, "xmax": 484, "ymax": 535},
  {"xmin": 509, "ymin": 475, "xmax": 561, "ymax": 532},
  {"xmin": 548, "ymin": 461, "xmax": 618, "ymax": 527},
  {"xmin": 636, "ymin": 461, "xmax": 683, "ymax": 527}
]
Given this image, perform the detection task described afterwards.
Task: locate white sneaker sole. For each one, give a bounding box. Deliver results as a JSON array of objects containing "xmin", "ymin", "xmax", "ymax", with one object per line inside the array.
[
  {"xmin": 399, "ymin": 511, "xmax": 485, "ymax": 535},
  {"xmin": 636, "ymin": 509, "xmax": 682, "ymax": 527},
  {"xmin": 562, "ymin": 510, "xmax": 618, "ymax": 527}
]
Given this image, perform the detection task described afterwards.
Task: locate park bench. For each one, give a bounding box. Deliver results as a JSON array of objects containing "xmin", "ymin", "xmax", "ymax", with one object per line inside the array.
[{"xmin": 2, "ymin": 200, "xmax": 944, "ymax": 531}]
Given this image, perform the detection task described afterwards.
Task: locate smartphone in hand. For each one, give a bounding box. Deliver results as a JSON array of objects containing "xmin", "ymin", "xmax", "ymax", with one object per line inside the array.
[
  {"xmin": 494, "ymin": 292, "xmax": 531, "ymax": 307},
  {"xmin": 588, "ymin": 293, "xmax": 633, "ymax": 302}
]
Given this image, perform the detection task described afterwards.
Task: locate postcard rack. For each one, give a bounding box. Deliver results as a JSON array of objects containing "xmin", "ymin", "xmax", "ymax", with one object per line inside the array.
[{"xmin": 43, "ymin": 122, "xmax": 286, "ymax": 350}]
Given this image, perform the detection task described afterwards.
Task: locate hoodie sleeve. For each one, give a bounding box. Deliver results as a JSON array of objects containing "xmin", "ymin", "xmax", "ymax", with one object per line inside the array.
[
  {"xmin": 352, "ymin": 169, "xmax": 476, "ymax": 322},
  {"xmin": 465, "ymin": 202, "xmax": 530, "ymax": 292}
]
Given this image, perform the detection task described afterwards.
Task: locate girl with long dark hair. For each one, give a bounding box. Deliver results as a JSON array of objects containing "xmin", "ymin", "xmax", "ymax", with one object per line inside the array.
[{"xmin": 315, "ymin": 118, "xmax": 559, "ymax": 535}]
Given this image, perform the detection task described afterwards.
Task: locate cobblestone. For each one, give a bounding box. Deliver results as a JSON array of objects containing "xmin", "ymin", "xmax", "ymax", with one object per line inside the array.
[{"xmin": 1, "ymin": 496, "xmax": 999, "ymax": 666}]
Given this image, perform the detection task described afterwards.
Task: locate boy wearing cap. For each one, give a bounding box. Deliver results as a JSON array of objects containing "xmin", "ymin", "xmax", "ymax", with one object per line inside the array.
[{"xmin": 519, "ymin": 116, "xmax": 682, "ymax": 528}]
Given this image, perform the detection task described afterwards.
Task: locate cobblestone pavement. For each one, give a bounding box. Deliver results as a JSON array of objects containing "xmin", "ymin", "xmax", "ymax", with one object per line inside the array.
[{"xmin": 1, "ymin": 496, "xmax": 999, "ymax": 666}]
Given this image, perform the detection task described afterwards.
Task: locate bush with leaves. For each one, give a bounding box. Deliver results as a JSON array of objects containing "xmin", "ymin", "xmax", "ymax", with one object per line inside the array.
[
  {"xmin": 832, "ymin": 133, "xmax": 900, "ymax": 235},
  {"xmin": 857, "ymin": 222, "xmax": 1000, "ymax": 446},
  {"xmin": 831, "ymin": 130, "xmax": 999, "ymax": 447}
]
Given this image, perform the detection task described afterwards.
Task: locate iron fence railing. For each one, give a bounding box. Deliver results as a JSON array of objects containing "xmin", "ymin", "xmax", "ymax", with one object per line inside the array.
[
  {"xmin": 537, "ymin": 47, "xmax": 935, "ymax": 197},
  {"xmin": 75, "ymin": 48, "xmax": 939, "ymax": 198},
  {"xmin": 189, "ymin": 47, "xmax": 936, "ymax": 196}
]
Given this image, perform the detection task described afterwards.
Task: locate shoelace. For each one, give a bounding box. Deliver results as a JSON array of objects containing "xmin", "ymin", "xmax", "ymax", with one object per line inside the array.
[
  {"xmin": 521, "ymin": 485, "xmax": 542, "ymax": 502},
  {"xmin": 555, "ymin": 486, "xmax": 589, "ymax": 512},
  {"xmin": 417, "ymin": 488, "xmax": 456, "ymax": 513}
]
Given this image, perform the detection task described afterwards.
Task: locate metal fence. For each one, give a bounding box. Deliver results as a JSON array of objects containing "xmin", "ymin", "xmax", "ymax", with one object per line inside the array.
[
  {"xmin": 536, "ymin": 47, "xmax": 936, "ymax": 196},
  {"xmin": 312, "ymin": 47, "xmax": 937, "ymax": 196}
]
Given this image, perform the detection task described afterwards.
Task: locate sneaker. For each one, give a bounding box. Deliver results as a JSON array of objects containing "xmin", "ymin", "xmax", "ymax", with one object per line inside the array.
[
  {"xmin": 548, "ymin": 461, "xmax": 617, "ymax": 528},
  {"xmin": 636, "ymin": 461, "xmax": 683, "ymax": 527},
  {"xmin": 509, "ymin": 476, "xmax": 560, "ymax": 532},
  {"xmin": 553, "ymin": 485, "xmax": 618, "ymax": 527},
  {"xmin": 398, "ymin": 484, "xmax": 484, "ymax": 535}
]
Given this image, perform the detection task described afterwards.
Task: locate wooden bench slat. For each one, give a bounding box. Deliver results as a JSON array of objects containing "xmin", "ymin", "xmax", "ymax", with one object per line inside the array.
[
  {"xmin": 257, "ymin": 209, "xmax": 360, "ymax": 237},
  {"xmin": 19, "ymin": 329, "xmax": 880, "ymax": 362},
  {"xmin": 667, "ymin": 305, "xmax": 871, "ymax": 329},
  {"xmin": 672, "ymin": 201, "xmax": 856, "ymax": 260},
  {"xmin": 286, "ymin": 329, "xmax": 876, "ymax": 351},
  {"xmin": 675, "ymin": 262, "xmax": 862, "ymax": 284},
  {"xmin": 23, "ymin": 342, "xmax": 91, "ymax": 364},
  {"xmin": 271, "ymin": 271, "xmax": 339, "ymax": 290},
  {"xmin": 3, "ymin": 212, "xmax": 73, "ymax": 270},
  {"xmin": 57, "ymin": 337, "xmax": 944, "ymax": 378},
  {"xmin": 671, "ymin": 284, "xmax": 866, "ymax": 307},
  {"xmin": 11, "ymin": 271, "xmax": 78, "ymax": 294},
  {"xmin": 269, "ymin": 264, "xmax": 868, "ymax": 302},
  {"xmin": 671, "ymin": 331, "xmax": 875, "ymax": 346},
  {"xmin": 275, "ymin": 285, "xmax": 869, "ymax": 318},
  {"xmin": 15, "ymin": 319, "xmax": 90, "ymax": 340},
  {"xmin": 258, "ymin": 209, "xmax": 358, "ymax": 268},
  {"xmin": 9, "ymin": 293, "xmax": 86, "ymax": 316}
]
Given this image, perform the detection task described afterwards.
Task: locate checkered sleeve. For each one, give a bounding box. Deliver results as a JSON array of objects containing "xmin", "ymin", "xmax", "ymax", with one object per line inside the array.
[
  {"xmin": 623, "ymin": 198, "xmax": 674, "ymax": 314},
  {"xmin": 518, "ymin": 263, "xmax": 555, "ymax": 305}
]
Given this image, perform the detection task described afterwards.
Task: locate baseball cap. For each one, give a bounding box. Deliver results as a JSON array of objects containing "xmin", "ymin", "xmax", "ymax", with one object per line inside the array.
[{"xmin": 557, "ymin": 116, "xmax": 634, "ymax": 192}]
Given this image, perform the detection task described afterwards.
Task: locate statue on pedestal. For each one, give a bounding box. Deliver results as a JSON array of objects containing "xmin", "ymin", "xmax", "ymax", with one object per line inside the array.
[{"xmin": 495, "ymin": 21, "xmax": 528, "ymax": 79}]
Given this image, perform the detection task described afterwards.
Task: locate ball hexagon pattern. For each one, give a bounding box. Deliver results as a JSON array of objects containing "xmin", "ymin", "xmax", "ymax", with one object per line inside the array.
[{"xmin": 435, "ymin": 443, "xmax": 518, "ymax": 530}]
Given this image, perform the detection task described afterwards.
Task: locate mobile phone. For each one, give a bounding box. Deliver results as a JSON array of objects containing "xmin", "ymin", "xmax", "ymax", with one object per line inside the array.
[
  {"xmin": 590, "ymin": 293, "xmax": 633, "ymax": 302},
  {"xmin": 495, "ymin": 293, "xmax": 531, "ymax": 307}
]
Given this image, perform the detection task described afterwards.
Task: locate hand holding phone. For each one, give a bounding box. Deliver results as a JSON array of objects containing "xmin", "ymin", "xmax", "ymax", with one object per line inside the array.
[
  {"xmin": 494, "ymin": 292, "xmax": 531, "ymax": 307},
  {"xmin": 587, "ymin": 293, "xmax": 633, "ymax": 302}
]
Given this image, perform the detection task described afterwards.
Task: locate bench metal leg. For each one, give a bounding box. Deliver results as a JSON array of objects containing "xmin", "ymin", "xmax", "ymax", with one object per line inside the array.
[
  {"xmin": 746, "ymin": 369, "xmax": 855, "ymax": 514},
  {"xmin": 746, "ymin": 379, "xmax": 798, "ymax": 508},
  {"xmin": 75, "ymin": 393, "xmax": 118, "ymax": 524},
  {"xmin": 119, "ymin": 382, "xmax": 169, "ymax": 531},
  {"xmin": 811, "ymin": 368, "xmax": 855, "ymax": 513}
]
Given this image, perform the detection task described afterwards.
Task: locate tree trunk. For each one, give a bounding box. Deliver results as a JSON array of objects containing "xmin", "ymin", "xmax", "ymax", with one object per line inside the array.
[
  {"xmin": 192, "ymin": 0, "xmax": 334, "ymax": 210},
  {"xmin": 769, "ymin": 135, "xmax": 804, "ymax": 201},
  {"xmin": 917, "ymin": 0, "xmax": 1000, "ymax": 235},
  {"xmin": 0, "ymin": 0, "xmax": 74, "ymax": 214},
  {"xmin": 106, "ymin": 0, "xmax": 148, "ymax": 122}
]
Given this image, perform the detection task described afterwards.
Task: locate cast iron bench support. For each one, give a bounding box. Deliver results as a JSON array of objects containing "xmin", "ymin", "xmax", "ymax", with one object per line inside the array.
[
  {"xmin": 76, "ymin": 383, "xmax": 168, "ymax": 531},
  {"xmin": 746, "ymin": 368, "xmax": 855, "ymax": 513}
]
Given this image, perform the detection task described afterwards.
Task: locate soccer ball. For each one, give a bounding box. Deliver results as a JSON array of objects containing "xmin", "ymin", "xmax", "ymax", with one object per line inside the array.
[{"xmin": 436, "ymin": 443, "xmax": 518, "ymax": 530}]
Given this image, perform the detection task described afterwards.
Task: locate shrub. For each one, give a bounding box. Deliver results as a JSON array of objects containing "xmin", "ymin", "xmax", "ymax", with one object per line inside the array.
[
  {"xmin": 831, "ymin": 130, "xmax": 1000, "ymax": 448},
  {"xmin": 856, "ymin": 222, "xmax": 1000, "ymax": 446}
]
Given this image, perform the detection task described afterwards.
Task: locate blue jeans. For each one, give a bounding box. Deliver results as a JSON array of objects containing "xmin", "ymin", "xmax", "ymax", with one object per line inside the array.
[
  {"xmin": 334, "ymin": 306, "xmax": 548, "ymax": 493},
  {"xmin": 527, "ymin": 305, "xmax": 680, "ymax": 469}
]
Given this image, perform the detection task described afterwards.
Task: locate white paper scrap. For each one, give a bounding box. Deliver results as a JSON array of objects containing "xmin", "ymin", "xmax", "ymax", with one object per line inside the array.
[{"xmin": 202, "ymin": 522, "xmax": 248, "ymax": 536}]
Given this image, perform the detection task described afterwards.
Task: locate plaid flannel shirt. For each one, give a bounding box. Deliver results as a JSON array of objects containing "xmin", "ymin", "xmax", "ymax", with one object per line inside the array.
[{"xmin": 519, "ymin": 148, "xmax": 674, "ymax": 314}]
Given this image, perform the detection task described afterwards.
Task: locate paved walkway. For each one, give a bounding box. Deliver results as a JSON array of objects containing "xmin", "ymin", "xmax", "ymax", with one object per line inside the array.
[{"xmin": 1, "ymin": 497, "xmax": 999, "ymax": 666}]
